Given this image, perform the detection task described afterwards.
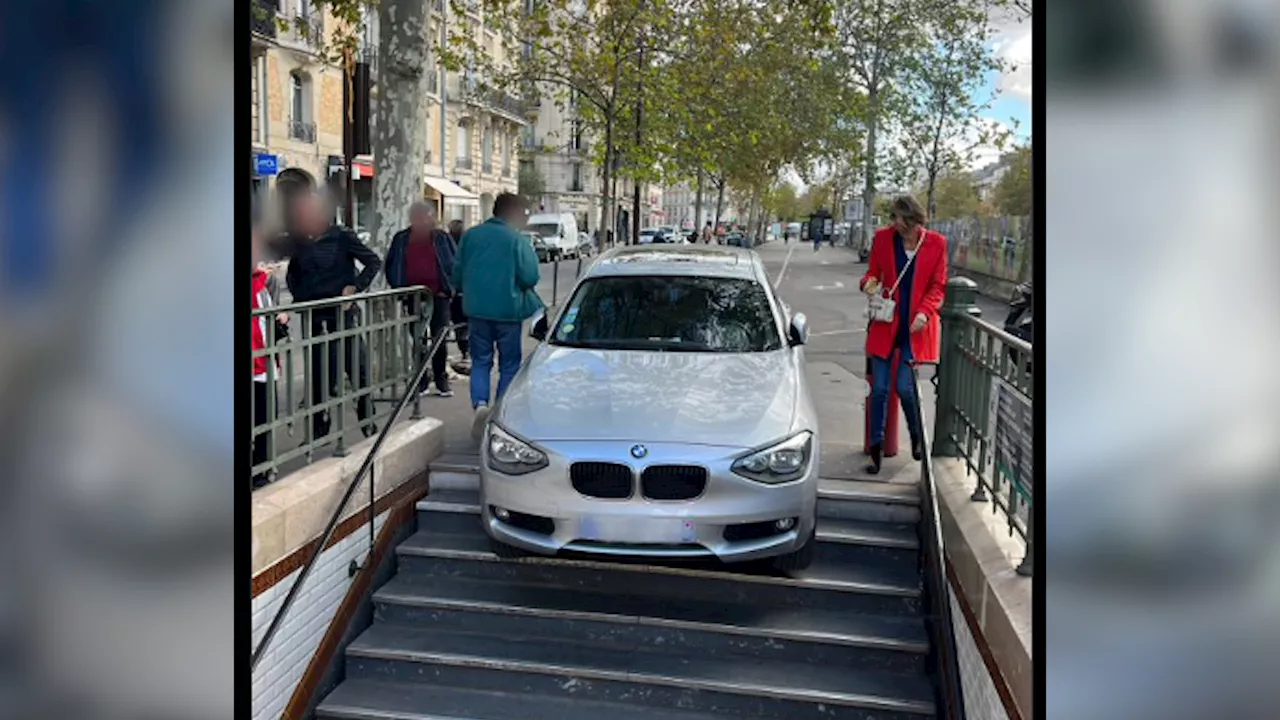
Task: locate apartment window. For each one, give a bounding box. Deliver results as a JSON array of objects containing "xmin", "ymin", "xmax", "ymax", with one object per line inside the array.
[
  {"xmin": 482, "ymin": 126, "xmax": 494, "ymax": 169},
  {"xmin": 521, "ymin": 125, "xmax": 536, "ymax": 149},
  {"xmin": 570, "ymin": 163, "xmax": 583, "ymax": 192},
  {"xmin": 572, "ymin": 120, "xmax": 583, "ymax": 151},
  {"xmin": 502, "ymin": 132, "xmax": 512, "ymax": 173},
  {"xmin": 289, "ymin": 71, "xmax": 315, "ymax": 143}
]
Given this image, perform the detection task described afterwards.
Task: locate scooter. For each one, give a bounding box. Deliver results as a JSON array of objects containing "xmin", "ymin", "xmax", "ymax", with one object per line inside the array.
[{"xmin": 1004, "ymin": 281, "xmax": 1033, "ymax": 373}]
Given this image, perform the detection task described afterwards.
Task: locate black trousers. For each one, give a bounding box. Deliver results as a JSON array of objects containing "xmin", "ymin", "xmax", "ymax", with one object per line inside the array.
[
  {"xmin": 309, "ymin": 307, "xmax": 372, "ymax": 439},
  {"xmin": 450, "ymin": 294, "xmax": 469, "ymax": 357},
  {"xmin": 252, "ymin": 380, "xmax": 271, "ymax": 485},
  {"xmin": 419, "ymin": 295, "xmax": 452, "ymax": 393}
]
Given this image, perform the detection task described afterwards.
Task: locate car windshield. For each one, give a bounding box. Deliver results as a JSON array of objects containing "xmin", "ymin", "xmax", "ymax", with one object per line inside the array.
[
  {"xmin": 527, "ymin": 223, "xmax": 559, "ymax": 237},
  {"xmin": 551, "ymin": 275, "xmax": 784, "ymax": 353}
]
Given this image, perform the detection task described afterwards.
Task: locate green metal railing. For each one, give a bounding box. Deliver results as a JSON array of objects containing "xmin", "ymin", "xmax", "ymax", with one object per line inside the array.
[
  {"xmin": 933, "ymin": 277, "xmax": 1034, "ymax": 576},
  {"xmin": 250, "ymin": 286, "xmax": 431, "ymax": 484}
]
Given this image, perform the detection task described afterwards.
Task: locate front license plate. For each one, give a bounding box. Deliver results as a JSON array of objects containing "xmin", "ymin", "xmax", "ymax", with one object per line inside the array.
[{"xmin": 579, "ymin": 516, "xmax": 696, "ymax": 544}]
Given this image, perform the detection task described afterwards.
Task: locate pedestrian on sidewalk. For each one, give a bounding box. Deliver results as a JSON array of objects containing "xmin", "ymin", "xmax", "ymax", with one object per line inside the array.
[
  {"xmin": 451, "ymin": 193, "xmax": 544, "ymax": 440},
  {"xmin": 251, "ymin": 206, "xmax": 288, "ymax": 489},
  {"xmin": 385, "ymin": 202, "xmax": 457, "ymax": 397},
  {"xmin": 860, "ymin": 195, "xmax": 948, "ymax": 474},
  {"xmin": 284, "ymin": 192, "xmax": 383, "ymax": 440},
  {"xmin": 447, "ymin": 219, "xmax": 471, "ymax": 366}
]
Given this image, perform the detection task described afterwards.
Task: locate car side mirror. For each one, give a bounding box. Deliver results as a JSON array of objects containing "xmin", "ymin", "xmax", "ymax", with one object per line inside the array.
[
  {"xmin": 530, "ymin": 308, "xmax": 549, "ymax": 341},
  {"xmin": 788, "ymin": 312, "xmax": 809, "ymax": 347}
]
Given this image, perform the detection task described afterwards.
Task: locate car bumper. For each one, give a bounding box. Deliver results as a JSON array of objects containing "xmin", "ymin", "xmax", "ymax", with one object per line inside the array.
[{"xmin": 479, "ymin": 439, "xmax": 818, "ymax": 563}]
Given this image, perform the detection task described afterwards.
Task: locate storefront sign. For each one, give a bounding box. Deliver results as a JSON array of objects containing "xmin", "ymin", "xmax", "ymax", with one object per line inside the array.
[{"xmin": 254, "ymin": 153, "xmax": 279, "ymax": 176}]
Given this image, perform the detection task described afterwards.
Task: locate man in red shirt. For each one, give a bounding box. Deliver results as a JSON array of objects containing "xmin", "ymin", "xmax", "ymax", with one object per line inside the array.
[{"xmin": 386, "ymin": 202, "xmax": 458, "ymax": 397}]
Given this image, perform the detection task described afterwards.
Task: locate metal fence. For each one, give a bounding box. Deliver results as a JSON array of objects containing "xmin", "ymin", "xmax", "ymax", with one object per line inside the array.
[
  {"xmin": 251, "ymin": 287, "xmax": 430, "ymax": 485},
  {"xmin": 934, "ymin": 277, "xmax": 1033, "ymax": 575},
  {"xmin": 931, "ymin": 214, "xmax": 1032, "ymax": 284}
]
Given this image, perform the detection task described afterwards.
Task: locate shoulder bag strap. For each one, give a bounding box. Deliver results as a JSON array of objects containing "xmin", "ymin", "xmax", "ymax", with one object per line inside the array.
[{"xmin": 885, "ymin": 230, "xmax": 925, "ymax": 298}]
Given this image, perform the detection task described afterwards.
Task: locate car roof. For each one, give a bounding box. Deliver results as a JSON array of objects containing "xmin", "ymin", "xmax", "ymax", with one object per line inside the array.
[{"xmin": 585, "ymin": 245, "xmax": 763, "ymax": 280}]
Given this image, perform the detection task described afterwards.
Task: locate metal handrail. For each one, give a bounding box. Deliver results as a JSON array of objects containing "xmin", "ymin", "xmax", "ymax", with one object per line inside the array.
[
  {"xmin": 250, "ymin": 322, "xmax": 460, "ymax": 672},
  {"xmin": 911, "ymin": 366, "xmax": 968, "ymax": 719}
]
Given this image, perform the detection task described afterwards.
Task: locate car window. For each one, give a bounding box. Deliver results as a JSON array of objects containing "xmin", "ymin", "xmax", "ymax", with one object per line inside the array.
[{"xmin": 552, "ymin": 275, "xmax": 784, "ymax": 353}]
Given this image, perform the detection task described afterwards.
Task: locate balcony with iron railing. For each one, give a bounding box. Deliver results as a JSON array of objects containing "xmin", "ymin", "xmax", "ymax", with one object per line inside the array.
[
  {"xmin": 252, "ymin": 0, "xmax": 278, "ymax": 40},
  {"xmin": 289, "ymin": 119, "xmax": 317, "ymax": 144},
  {"xmin": 280, "ymin": 13, "xmax": 325, "ymax": 51}
]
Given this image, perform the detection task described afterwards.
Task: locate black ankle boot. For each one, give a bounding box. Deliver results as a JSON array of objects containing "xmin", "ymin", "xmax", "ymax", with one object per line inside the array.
[
  {"xmin": 864, "ymin": 443, "xmax": 883, "ymax": 475},
  {"xmin": 911, "ymin": 436, "xmax": 924, "ymax": 461}
]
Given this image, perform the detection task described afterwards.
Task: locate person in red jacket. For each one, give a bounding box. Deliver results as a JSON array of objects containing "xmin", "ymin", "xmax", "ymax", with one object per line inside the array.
[
  {"xmin": 252, "ymin": 213, "xmax": 288, "ymax": 489},
  {"xmin": 859, "ymin": 195, "xmax": 948, "ymax": 474}
]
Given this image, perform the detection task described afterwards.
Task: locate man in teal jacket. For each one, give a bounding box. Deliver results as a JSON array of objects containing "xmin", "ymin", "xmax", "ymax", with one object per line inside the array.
[{"xmin": 451, "ymin": 193, "xmax": 544, "ymax": 438}]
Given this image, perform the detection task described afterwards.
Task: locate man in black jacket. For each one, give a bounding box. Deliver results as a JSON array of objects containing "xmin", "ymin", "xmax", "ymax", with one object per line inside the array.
[{"xmin": 285, "ymin": 193, "xmax": 383, "ymax": 440}]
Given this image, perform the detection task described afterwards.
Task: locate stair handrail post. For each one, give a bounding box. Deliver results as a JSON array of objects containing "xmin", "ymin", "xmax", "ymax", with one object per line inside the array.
[{"xmin": 933, "ymin": 277, "xmax": 979, "ymax": 458}]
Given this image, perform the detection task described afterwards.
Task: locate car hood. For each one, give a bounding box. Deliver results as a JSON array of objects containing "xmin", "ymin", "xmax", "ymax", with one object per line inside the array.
[{"xmin": 498, "ymin": 346, "xmax": 801, "ymax": 449}]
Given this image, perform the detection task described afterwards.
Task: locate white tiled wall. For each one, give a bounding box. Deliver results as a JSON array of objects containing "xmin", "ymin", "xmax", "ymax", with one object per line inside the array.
[
  {"xmin": 950, "ymin": 585, "xmax": 1012, "ymax": 720},
  {"xmin": 251, "ymin": 511, "xmax": 388, "ymax": 720}
]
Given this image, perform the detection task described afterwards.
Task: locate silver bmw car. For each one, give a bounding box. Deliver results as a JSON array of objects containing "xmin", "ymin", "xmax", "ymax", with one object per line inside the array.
[{"xmin": 479, "ymin": 245, "xmax": 819, "ymax": 570}]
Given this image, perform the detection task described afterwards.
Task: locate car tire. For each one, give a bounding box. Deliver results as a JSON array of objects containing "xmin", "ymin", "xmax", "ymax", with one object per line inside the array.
[
  {"xmin": 771, "ymin": 527, "xmax": 816, "ymax": 572},
  {"xmin": 488, "ymin": 536, "xmax": 527, "ymax": 560}
]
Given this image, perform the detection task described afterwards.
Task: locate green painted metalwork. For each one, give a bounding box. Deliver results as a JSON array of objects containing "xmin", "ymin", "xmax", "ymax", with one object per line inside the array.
[
  {"xmin": 251, "ymin": 286, "xmax": 430, "ymax": 481},
  {"xmin": 933, "ymin": 277, "xmax": 1034, "ymax": 576}
]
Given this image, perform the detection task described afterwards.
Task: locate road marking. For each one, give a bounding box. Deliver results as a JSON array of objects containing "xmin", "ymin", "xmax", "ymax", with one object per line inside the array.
[
  {"xmin": 812, "ymin": 281, "xmax": 845, "ymax": 291},
  {"xmin": 773, "ymin": 244, "xmax": 796, "ymax": 289}
]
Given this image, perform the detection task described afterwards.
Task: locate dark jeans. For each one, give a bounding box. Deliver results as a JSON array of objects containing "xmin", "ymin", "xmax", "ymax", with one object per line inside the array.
[
  {"xmin": 868, "ymin": 349, "xmax": 924, "ymax": 446},
  {"xmin": 252, "ymin": 381, "xmax": 272, "ymax": 485},
  {"xmin": 309, "ymin": 307, "xmax": 372, "ymax": 439},
  {"xmin": 450, "ymin": 294, "xmax": 470, "ymax": 357},
  {"xmin": 417, "ymin": 294, "xmax": 452, "ymax": 393},
  {"xmin": 469, "ymin": 317, "xmax": 524, "ymax": 408}
]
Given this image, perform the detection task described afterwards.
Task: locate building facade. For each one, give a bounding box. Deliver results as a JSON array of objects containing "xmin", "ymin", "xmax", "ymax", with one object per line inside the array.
[
  {"xmin": 661, "ymin": 180, "xmax": 742, "ymax": 231},
  {"xmin": 522, "ymin": 89, "xmax": 665, "ymax": 241},
  {"xmin": 250, "ymin": 0, "xmax": 526, "ymax": 233}
]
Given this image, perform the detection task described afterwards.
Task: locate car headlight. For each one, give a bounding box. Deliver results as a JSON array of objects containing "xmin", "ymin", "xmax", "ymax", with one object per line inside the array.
[
  {"xmin": 486, "ymin": 424, "xmax": 549, "ymax": 475},
  {"xmin": 731, "ymin": 431, "xmax": 814, "ymax": 484}
]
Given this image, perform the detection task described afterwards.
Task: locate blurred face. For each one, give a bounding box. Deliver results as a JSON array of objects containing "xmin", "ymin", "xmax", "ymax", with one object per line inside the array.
[
  {"xmin": 294, "ymin": 195, "xmax": 328, "ymax": 238},
  {"xmin": 502, "ymin": 203, "xmax": 530, "ymax": 230},
  {"xmin": 891, "ymin": 211, "xmax": 919, "ymax": 238},
  {"xmin": 251, "ymin": 226, "xmax": 262, "ymax": 270},
  {"xmin": 449, "ymin": 221, "xmax": 463, "ymax": 238},
  {"xmin": 410, "ymin": 207, "xmax": 435, "ymax": 233}
]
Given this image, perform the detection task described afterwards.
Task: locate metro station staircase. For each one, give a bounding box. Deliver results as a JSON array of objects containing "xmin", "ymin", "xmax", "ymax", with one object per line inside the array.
[{"xmin": 315, "ymin": 455, "xmax": 960, "ymax": 720}]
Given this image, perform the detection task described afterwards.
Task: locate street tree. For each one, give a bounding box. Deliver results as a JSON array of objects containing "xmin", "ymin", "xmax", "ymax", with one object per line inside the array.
[
  {"xmin": 829, "ymin": 0, "xmax": 927, "ymax": 251},
  {"xmin": 437, "ymin": 0, "xmax": 676, "ymax": 245},
  {"xmin": 517, "ymin": 162, "xmax": 547, "ymax": 200},
  {"xmin": 993, "ymin": 143, "xmax": 1031, "ymax": 216},
  {"xmin": 918, "ymin": 170, "xmax": 981, "ymax": 220},
  {"xmin": 900, "ymin": 0, "xmax": 1008, "ymax": 223}
]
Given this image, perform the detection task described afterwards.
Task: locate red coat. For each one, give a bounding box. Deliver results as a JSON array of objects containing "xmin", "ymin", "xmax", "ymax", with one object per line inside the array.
[
  {"xmin": 859, "ymin": 226, "xmax": 948, "ymax": 364},
  {"xmin": 252, "ymin": 269, "xmax": 279, "ymax": 379}
]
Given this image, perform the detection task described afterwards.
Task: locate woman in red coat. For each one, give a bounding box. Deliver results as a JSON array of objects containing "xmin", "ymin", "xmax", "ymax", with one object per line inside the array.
[{"xmin": 859, "ymin": 196, "xmax": 948, "ymax": 474}]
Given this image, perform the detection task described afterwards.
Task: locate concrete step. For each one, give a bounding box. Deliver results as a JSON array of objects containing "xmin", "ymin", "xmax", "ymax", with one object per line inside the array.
[
  {"xmin": 428, "ymin": 454, "xmax": 481, "ymax": 491},
  {"xmin": 317, "ymin": 679, "xmax": 745, "ymax": 720},
  {"xmin": 818, "ymin": 479, "xmax": 921, "ymax": 525},
  {"xmin": 396, "ymin": 526, "xmax": 921, "ymax": 616},
  {"xmin": 343, "ymin": 624, "xmax": 937, "ymax": 719},
  {"xmin": 373, "ymin": 574, "xmax": 929, "ymax": 673}
]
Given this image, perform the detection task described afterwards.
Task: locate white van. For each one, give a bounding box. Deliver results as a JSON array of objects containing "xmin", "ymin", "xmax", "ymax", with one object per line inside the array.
[{"xmin": 525, "ymin": 213, "xmax": 580, "ymax": 260}]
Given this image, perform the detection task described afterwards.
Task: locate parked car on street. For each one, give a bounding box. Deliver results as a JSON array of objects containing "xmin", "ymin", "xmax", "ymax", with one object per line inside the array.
[
  {"xmin": 478, "ymin": 244, "xmax": 819, "ymax": 571},
  {"xmin": 637, "ymin": 228, "xmax": 659, "ymax": 245}
]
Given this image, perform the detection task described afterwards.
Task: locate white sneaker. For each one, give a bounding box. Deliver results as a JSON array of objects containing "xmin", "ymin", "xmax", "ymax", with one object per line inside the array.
[
  {"xmin": 437, "ymin": 389, "xmax": 455, "ymax": 398},
  {"xmin": 471, "ymin": 404, "xmax": 490, "ymax": 442}
]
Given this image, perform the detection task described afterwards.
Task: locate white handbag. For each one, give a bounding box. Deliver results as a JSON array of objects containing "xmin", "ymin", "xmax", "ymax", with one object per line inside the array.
[{"xmin": 866, "ymin": 244, "xmax": 920, "ymax": 324}]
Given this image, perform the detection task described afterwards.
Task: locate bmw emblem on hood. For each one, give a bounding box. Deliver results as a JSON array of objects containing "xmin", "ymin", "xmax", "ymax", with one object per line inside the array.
[{"xmin": 630, "ymin": 444, "xmax": 648, "ymax": 459}]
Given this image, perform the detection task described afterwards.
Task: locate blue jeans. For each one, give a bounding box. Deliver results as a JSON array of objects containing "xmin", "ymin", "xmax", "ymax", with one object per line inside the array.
[
  {"xmin": 868, "ymin": 350, "xmax": 924, "ymax": 446},
  {"xmin": 469, "ymin": 318, "xmax": 524, "ymax": 408}
]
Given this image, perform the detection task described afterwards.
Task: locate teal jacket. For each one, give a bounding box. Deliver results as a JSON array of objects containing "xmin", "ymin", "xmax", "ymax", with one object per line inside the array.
[{"xmin": 451, "ymin": 217, "xmax": 545, "ymax": 322}]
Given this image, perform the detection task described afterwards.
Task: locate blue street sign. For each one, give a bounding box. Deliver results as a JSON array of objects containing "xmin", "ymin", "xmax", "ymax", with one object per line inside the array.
[{"xmin": 254, "ymin": 153, "xmax": 279, "ymax": 176}]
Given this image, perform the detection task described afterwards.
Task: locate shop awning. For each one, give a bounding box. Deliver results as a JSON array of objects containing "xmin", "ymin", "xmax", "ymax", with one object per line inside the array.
[{"xmin": 423, "ymin": 175, "xmax": 480, "ymax": 207}]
